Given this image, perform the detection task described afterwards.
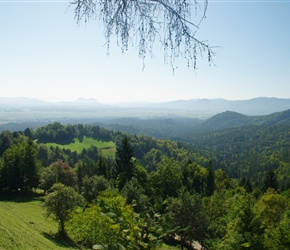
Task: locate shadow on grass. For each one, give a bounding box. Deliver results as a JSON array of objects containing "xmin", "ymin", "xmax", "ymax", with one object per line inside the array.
[
  {"xmin": 42, "ymin": 232, "xmax": 80, "ymax": 249},
  {"xmin": 0, "ymin": 191, "xmax": 44, "ymax": 203}
]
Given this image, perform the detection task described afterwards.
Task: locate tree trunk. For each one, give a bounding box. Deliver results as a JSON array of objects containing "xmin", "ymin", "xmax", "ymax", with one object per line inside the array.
[{"xmin": 59, "ymin": 219, "xmax": 66, "ymax": 236}]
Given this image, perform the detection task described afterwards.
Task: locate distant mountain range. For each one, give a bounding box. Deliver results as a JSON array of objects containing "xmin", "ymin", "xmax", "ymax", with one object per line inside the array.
[
  {"xmin": 1, "ymin": 98, "xmax": 290, "ymax": 136},
  {"xmin": 0, "ymin": 97, "xmax": 102, "ymax": 108},
  {"xmin": 151, "ymin": 97, "xmax": 290, "ymax": 116},
  {"xmin": 1, "ymin": 97, "xmax": 290, "ymax": 117}
]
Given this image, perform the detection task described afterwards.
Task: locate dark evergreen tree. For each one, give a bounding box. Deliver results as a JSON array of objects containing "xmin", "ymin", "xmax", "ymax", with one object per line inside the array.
[
  {"xmin": 262, "ymin": 170, "xmax": 279, "ymax": 192},
  {"xmin": 239, "ymin": 177, "xmax": 253, "ymax": 193},
  {"xmin": 22, "ymin": 139, "xmax": 40, "ymax": 191},
  {"xmin": 114, "ymin": 136, "xmax": 134, "ymax": 190},
  {"xmin": 23, "ymin": 127, "xmax": 35, "ymax": 140},
  {"xmin": 0, "ymin": 140, "xmax": 40, "ymax": 192},
  {"xmin": 74, "ymin": 159, "xmax": 98, "ymax": 190},
  {"xmin": 98, "ymin": 152, "xmax": 108, "ymax": 177},
  {"xmin": 0, "ymin": 130, "xmax": 13, "ymax": 156},
  {"xmin": 206, "ymin": 161, "xmax": 215, "ymax": 196}
]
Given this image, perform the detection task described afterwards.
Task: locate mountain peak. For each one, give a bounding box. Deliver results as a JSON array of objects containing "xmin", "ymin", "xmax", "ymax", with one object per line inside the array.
[{"xmin": 75, "ymin": 98, "xmax": 100, "ymax": 103}]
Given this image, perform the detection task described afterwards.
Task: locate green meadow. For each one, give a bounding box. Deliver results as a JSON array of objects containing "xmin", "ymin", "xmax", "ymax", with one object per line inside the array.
[
  {"xmin": 43, "ymin": 137, "xmax": 116, "ymax": 157},
  {"xmin": 0, "ymin": 194, "xmax": 78, "ymax": 250}
]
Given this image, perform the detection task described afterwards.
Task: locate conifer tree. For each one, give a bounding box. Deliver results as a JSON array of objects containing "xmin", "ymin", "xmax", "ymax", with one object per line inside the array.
[
  {"xmin": 115, "ymin": 136, "xmax": 135, "ymax": 190},
  {"xmin": 206, "ymin": 161, "xmax": 215, "ymax": 196},
  {"xmin": 263, "ymin": 170, "xmax": 279, "ymax": 192}
]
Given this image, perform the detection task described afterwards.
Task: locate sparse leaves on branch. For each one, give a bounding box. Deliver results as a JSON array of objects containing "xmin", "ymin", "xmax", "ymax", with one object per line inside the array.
[{"xmin": 71, "ymin": 0, "xmax": 213, "ymax": 70}]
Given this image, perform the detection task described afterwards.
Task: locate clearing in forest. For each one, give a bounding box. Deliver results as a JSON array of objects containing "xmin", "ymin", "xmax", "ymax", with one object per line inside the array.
[{"xmin": 43, "ymin": 136, "xmax": 116, "ymax": 157}]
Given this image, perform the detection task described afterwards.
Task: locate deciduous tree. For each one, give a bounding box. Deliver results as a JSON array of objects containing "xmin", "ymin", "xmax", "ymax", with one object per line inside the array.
[
  {"xmin": 67, "ymin": 190, "xmax": 134, "ymax": 248},
  {"xmin": 166, "ymin": 189, "xmax": 206, "ymax": 249},
  {"xmin": 251, "ymin": 189, "xmax": 287, "ymax": 249},
  {"xmin": 44, "ymin": 183, "xmax": 85, "ymax": 235},
  {"xmin": 81, "ymin": 175, "xmax": 111, "ymax": 202},
  {"xmin": 39, "ymin": 160, "xmax": 78, "ymax": 193},
  {"xmin": 149, "ymin": 156, "xmax": 182, "ymax": 198}
]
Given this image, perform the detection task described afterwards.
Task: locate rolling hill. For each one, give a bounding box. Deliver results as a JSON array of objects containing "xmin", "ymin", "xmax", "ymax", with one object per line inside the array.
[{"xmin": 203, "ymin": 109, "xmax": 290, "ymax": 130}]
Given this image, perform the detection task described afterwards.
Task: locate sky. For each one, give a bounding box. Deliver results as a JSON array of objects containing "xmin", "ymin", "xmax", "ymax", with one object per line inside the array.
[{"xmin": 0, "ymin": 0, "xmax": 290, "ymax": 104}]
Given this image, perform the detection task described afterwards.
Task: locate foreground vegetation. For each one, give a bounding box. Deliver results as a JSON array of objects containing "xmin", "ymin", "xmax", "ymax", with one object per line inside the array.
[
  {"xmin": 0, "ymin": 194, "xmax": 77, "ymax": 250},
  {"xmin": 1, "ymin": 121, "xmax": 290, "ymax": 249}
]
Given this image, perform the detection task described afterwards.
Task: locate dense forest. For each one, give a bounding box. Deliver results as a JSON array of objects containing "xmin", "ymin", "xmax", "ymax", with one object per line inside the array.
[{"xmin": 1, "ymin": 112, "xmax": 290, "ymax": 249}]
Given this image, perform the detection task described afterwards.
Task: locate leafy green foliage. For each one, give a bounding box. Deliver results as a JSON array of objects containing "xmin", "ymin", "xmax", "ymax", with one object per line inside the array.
[
  {"xmin": 264, "ymin": 210, "xmax": 290, "ymax": 249},
  {"xmin": 67, "ymin": 190, "xmax": 164, "ymax": 249},
  {"xmin": 214, "ymin": 190, "xmax": 254, "ymax": 250},
  {"xmin": 67, "ymin": 191, "xmax": 133, "ymax": 248},
  {"xmin": 39, "ymin": 160, "xmax": 78, "ymax": 193},
  {"xmin": 66, "ymin": 204, "xmax": 119, "ymax": 248},
  {"xmin": 181, "ymin": 161, "xmax": 208, "ymax": 195},
  {"xmin": 149, "ymin": 157, "xmax": 182, "ymax": 199},
  {"xmin": 121, "ymin": 177, "xmax": 148, "ymax": 213},
  {"xmin": 249, "ymin": 189, "xmax": 288, "ymax": 249},
  {"xmin": 81, "ymin": 175, "xmax": 111, "ymax": 202},
  {"xmin": 166, "ymin": 189, "xmax": 206, "ymax": 247},
  {"xmin": 44, "ymin": 183, "xmax": 85, "ymax": 235}
]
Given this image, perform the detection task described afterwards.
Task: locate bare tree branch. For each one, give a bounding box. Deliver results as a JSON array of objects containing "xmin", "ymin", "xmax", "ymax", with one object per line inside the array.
[{"xmin": 70, "ymin": 0, "xmax": 213, "ymax": 70}]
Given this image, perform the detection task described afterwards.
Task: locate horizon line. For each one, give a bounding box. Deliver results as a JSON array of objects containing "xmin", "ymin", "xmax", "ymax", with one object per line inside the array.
[{"xmin": 0, "ymin": 96, "xmax": 289, "ymax": 104}]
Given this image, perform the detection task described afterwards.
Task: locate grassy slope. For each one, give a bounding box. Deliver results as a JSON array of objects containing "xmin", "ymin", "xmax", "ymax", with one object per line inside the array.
[
  {"xmin": 0, "ymin": 194, "xmax": 178, "ymax": 250},
  {"xmin": 0, "ymin": 194, "xmax": 78, "ymax": 250},
  {"xmin": 43, "ymin": 137, "xmax": 116, "ymax": 157}
]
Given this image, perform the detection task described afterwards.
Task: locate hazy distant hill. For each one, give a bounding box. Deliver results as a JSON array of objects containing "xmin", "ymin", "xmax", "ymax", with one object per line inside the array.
[
  {"xmin": 152, "ymin": 97, "xmax": 290, "ymax": 115},
  {"xmin": 203, "ymin": 109, "xmax": 290, "ymax": 130},
  {"xmin": 0, "ymin": 97, "xmax": 102, "ymax": 109},
  {"xmin": 203, "ymin": 111, "xmax": 252, "ymax": 129},
  {"xmin": 95, "ymin": 117, "xmax": 201, "ymax": 139},
  {"xmin": 1, "ymin": 97, "xmax": 290, "ymax": 131},
  {"xmin": 0, "ymin": 97, "xmax": 49, "ymax": 108},
  {"xmin": 1, "ymin": 97, "xmax": 290, "ymax": 116}
]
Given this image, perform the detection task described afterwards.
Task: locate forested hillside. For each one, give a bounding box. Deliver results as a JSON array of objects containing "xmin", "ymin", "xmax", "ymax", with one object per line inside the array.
[
  {"xmin": 96, "ymin": 109, "xmax": 290, "ymax": 186},
  {"xmin": 203, "ymin": 109, "xmax": 290, "ymax": 129},
  {"xmin": 1, "ymin": 119, "xmax": 290, "ymax": 250}
]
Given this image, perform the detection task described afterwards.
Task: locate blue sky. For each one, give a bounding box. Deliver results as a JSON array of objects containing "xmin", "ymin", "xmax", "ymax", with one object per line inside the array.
[{"xmin": 0, "ymin": 0, "xmax": 289, "ymax": 104}]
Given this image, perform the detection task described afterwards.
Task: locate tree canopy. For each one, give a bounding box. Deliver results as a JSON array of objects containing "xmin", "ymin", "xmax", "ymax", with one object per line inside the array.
[
  {"xmin": 3, "ymin": 121, "xmax": 290, "ymax": 249},
  {"xmin": 0, "ymin": 140, "xmax": 40, "ymax": 192},
  {"xmin": 44, "ymin": 183, "xmax": 85, "ymax": 235}
]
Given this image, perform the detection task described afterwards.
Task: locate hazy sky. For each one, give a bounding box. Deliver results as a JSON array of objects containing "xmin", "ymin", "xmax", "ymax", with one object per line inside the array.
[{"xmin": 1, "ymin": 0, "xmax": 290, "ymax": 104}]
